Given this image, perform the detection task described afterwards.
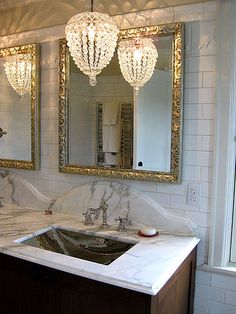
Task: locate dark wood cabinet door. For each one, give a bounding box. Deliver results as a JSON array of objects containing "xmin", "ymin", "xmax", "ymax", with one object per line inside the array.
[
  {"xmin": 150, "ymin": 249, "xmax": 196, "ymax": 314},
  {"xmin": 0, "ymin": 255, "xmax": 60, "ymax": 314},
  {"xmin": 0, "ymin": 248, "xmax": 196, "ymax": 314}
]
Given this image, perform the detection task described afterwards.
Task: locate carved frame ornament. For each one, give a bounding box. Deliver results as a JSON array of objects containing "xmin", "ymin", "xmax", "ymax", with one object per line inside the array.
[
  {"xmin": 58, "ymin": 22, "xmax": 184, "ymax": 183},
  {"xmin": 0, "ymin": 43, "xmax": 40, "ymax": 170}
]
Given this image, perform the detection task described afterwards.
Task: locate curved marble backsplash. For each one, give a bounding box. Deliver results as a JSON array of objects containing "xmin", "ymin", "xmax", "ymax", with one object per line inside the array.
[
  {"xmin": 0, "ymin": 170, "xmax": 54, "ymax": 210},
  {"xmin": 0, "ymin": 171, "xmax": 196, "ymax": 235}
]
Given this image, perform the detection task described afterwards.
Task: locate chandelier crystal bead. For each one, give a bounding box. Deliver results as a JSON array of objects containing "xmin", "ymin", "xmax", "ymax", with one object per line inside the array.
[
  {"xmin": 65, "ymin": 11, "xmax": 119, "ymax": 86},
  {"xmin": 4, "ymin": 54, "xmax": 32, "ymax": 98},
  {"xmin": 118, "ymin": 38, "xmax": 158, "ymax": 94}
]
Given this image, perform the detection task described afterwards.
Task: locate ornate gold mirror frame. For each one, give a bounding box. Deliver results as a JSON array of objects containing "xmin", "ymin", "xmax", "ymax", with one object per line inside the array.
[
  {"xmin": 58, "ymin": 22, "xmax": 183, "ymax": 183},
  {"xmin": 0, "ymin": 43, "xmax": 40, "ymax": 170}
]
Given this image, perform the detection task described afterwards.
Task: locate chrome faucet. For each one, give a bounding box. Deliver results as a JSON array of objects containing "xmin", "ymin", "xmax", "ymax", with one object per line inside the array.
[
  {"xmin": 82, "ymin": 200, "xmax": 110, "ymax": 229},
  {"xmin": 99, "ymin": 200, "xmax": 109, "ymax": 230}
]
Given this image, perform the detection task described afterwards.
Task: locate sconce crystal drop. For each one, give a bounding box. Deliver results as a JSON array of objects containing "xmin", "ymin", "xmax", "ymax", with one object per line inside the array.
[
  {"xmin": 118, "ymin": 38, "xmax": 158, "ymax": 94},
  {"xmin": 65, "ymin": 12, "xmax": 119, "ymax": 86},
  {"xmin": 4, "ymin": 54, "xmax": 31, "ymax": 98}
]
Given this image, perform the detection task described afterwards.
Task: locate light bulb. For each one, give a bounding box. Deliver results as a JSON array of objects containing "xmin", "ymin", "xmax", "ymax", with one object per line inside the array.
[
  {"xmin": 133, "ymin": 48, "xmax": 142, "ymax": 61},
  {"xmin": 88, "ymin": 23, "xmax": 95, "ymax": 41}
]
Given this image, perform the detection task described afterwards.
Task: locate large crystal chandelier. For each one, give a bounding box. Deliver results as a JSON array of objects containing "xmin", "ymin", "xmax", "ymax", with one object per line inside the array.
[
  {"xmin": 4, "ymin": 53, "xmax": 32, "ymax": 98},
  {"xmin": 65, "ymin": 0, "xmax": 119, "ymax": 86},
  {"xmin": 118, "ymin": 38, "xmax": 158, "ymax": 94}
]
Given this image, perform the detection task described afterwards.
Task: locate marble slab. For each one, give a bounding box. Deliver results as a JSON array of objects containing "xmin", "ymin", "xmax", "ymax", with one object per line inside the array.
[
  {"xmin": 0, "ymin": 171, "xmax": 199, "ymax": 295},
  {"xmin": 0, "ymin": 204, "xmax": 199, "ymax": 296}
]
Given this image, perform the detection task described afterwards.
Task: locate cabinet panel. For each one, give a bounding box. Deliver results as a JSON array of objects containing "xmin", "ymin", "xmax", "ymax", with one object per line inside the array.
[
  {"xmin": 0, "ymin": 255, "xmax": 59, "ymax": 314},
  {"xmin": 0, "ymin": 249, "xmax": 196, "ymax": 314},
  {"xmin": 151, "ymin": 249, "xmax": 196, "ymax": 314}
]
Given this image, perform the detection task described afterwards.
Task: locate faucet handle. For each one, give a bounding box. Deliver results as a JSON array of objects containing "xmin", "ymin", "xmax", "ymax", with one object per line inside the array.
[
  {"xmin": 82, "ymin": 208, "xmax": 95, "ymax": 226},
  {"xmin": 0, "ymin": 128, "xmax": 7, "ymax": 138},
  {"xmin": 115, "ymin": 217, "xmax": 128, "ymax": 232}
]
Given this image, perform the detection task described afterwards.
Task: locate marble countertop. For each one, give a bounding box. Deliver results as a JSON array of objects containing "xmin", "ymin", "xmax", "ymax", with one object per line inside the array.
[{"xmin": 0, "ymin": 204, "xmax": 199, "ymax": 296}]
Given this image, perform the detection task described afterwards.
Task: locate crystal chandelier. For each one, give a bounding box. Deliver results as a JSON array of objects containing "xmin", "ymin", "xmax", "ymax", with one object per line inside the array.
[
  {"xmin": 65, "ymin": 0, "xmax": 119, "ymax": 86},
  {"xmin": 118, "ymin": 38, "xmax": 158, "ymax": 94},
  {"xmin": 4, "ymin": 53, "xmax": 32, "ymax": 98}
]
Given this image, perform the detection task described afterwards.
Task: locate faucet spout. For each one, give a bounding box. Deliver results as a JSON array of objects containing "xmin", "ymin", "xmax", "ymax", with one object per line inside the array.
[
  {"xmin": 82, "ymin": 200, "xmax": 110, "ymax": 229},
  {"xmin": 99, "ymin": 200, "xmax": 109, "ymax": 230}
]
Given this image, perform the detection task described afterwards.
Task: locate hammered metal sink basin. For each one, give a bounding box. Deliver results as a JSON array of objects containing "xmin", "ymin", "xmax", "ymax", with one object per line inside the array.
[{"xmin": 17, "ymin": 226, "xmax": 135, "ymax": 265}]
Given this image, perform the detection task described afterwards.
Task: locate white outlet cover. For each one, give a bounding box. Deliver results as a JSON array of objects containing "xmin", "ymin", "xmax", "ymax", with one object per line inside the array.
[{"xmin": 187, "ymin": 183, "xmax": 201, "ymax": 207}]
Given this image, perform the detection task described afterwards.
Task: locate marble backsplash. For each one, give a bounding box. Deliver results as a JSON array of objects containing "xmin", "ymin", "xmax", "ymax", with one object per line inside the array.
[
  {"xmin": 0, "ymin": 170, "xmax": 196, "ymax": 235},
  {"xmin": 0, "ymin": 170, "xmax": 53, "ymax": 210}
]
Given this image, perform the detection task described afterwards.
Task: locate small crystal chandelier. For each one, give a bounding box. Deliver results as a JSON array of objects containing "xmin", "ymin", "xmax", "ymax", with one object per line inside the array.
[
  {"xmin": 65, "ymin": 0, "xmax": 119, "ymax": 86},
  {"xmin": 4, "ymin": 53, "xmax": 32, "ymax": 98},
  {"xmin": 118, "ymin": 38, "xmax": 158, "ymax": 94}
]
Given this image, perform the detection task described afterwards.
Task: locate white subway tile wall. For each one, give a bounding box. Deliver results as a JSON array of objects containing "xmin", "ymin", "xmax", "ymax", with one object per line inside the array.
[
  {"xmin": 195, "ymin": 270, "xmax": 236, "ymax": 314},
  {"xmin": 1, "ymin": 2, "xmax": 236, "ymax": 313}
]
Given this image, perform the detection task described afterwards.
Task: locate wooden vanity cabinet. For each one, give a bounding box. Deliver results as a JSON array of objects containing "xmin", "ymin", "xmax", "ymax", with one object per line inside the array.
[{"xmin": 0, "ymin": 248, "xmax": 196, "ymax": 314}]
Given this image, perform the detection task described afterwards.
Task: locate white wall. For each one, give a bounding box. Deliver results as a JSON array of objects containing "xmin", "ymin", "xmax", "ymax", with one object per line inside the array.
[{"xmin": 1, "ymin": 2, "xmax": 236, "ymax": 313}]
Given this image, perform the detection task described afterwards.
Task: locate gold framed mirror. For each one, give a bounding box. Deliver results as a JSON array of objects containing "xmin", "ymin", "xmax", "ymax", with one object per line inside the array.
[
  {"xmin": 58, "ymin": 22, "xmax": 183, "ymax": 183},
  {"xmin": 0, "ymin": 43, "xmax": 40, "ymax": 170}
]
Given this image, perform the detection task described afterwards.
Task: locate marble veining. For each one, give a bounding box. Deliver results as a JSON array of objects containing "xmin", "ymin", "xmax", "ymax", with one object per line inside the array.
[
  {"xmin": 0, "ymin": 170, "xmax": 55, "ymax": 210},
  {"xmin": 0, "ymin": 171, "xmax": 196, "ymax": 235},
  {"xmin": 52, "ymin": 180, "xmax": 197, "ymax": 235}
]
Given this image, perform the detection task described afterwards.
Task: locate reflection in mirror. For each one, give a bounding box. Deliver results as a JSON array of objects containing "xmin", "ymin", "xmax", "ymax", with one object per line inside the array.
[
  {"xmin": 68, "ymin": 51, "xmax": 133, "ymax": 168},
  {"xmin": 0, "ymin": 44, "xmax": 40, "ymax": 170},
  {"xmin": 134, "ymin": 35, "xmax": 172, "ymax": 172},
  {"xmin": 59, "ymin": 23, "xmax": 184, "ymax": 182}
]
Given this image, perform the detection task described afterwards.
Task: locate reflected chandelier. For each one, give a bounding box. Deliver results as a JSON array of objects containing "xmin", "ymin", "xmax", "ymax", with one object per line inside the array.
[
  {"xmin": 65, "ymin": 0, "xmax": 119, "ymax": 86},
  {"xmin": 4, "ymin": 53, "xmax": 32, "ymax": 98},
  {"xmin": 118, "ymin": 38, "xmax": 158, "ymax": 94}
]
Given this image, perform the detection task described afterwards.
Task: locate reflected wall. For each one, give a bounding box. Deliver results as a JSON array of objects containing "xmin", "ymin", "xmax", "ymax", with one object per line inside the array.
[
  {"xmin": 0, "ymin": 43, "xmax": 40, "ymax": 170},
  {"xmin": 0, "ymin": 59, "xmax": 31, "ymax": 161}
]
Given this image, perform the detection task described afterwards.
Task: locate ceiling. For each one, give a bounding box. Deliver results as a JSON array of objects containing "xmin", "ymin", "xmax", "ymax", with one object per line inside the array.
[
  {"xmin": 0, "ymin": 0, "xmax": 213, "ymax": 37},
  {"xmin": 0, "ymin": 0, "xmax": 211, "ymax": 12},
  {"xmin": 0, "ymin": 0, "xmax": 36, "ymax": 9}
]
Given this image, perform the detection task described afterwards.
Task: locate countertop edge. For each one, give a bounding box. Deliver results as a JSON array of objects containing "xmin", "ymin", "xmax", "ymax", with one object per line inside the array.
[{"xmin": 0, "ymin": 236, "xmax": 200, "ymax": 296}]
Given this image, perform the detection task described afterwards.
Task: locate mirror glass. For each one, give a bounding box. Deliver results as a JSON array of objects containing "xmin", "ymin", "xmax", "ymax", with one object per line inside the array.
[
  {"xmin": 0, "ymin": 44, "xmax": 40, "ymax": 170},
  {"xmin": 59, "ymin": 23, "xmax": 184, "ymax": 182}
]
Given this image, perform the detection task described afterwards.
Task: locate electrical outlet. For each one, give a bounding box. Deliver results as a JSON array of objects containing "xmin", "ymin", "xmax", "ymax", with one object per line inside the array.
[{"xmin": 187, "ymin": 183, "xmax": 201, "ymax": 207}]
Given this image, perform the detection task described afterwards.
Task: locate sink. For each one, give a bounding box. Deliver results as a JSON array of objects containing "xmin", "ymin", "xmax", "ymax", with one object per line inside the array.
[{"xmin": 17, "ymin": 226, "xmax": 136, "ymax": 265}]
